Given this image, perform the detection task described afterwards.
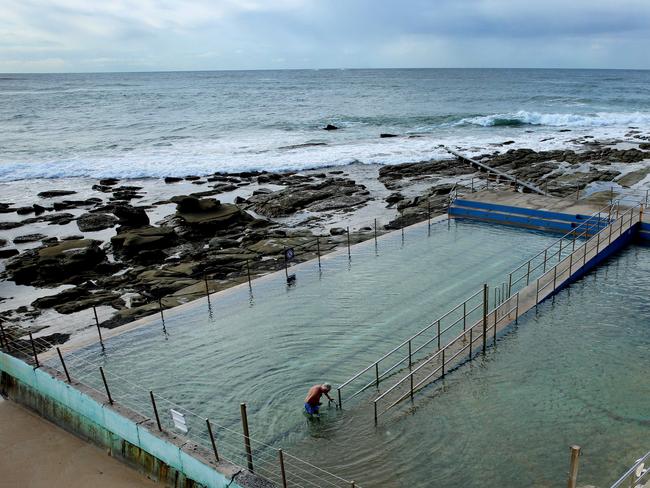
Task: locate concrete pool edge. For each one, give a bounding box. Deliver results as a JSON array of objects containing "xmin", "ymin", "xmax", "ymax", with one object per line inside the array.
[{"xmin": 0, "ymin": 350, "xmax": 261, "ymax": 488}]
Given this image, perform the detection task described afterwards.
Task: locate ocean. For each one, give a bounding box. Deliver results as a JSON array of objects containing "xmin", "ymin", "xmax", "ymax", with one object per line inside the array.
[{"xmin": 1, "ymin": 68, "xmax": 650, "ymax": 181}]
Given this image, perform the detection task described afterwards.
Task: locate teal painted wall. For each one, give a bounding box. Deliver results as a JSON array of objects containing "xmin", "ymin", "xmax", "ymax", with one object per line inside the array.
[{"xmin": 0, "ymin": 351, "xmax": 244, "ymax": 488}]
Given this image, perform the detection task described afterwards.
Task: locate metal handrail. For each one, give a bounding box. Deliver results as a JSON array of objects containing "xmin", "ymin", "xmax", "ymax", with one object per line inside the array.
[
  {"xmin": 337, "ymin": 289, "xmax": 483, "ymax": 390},
  {"xmin": 610, "ymin": 451, "xmax": 650, "ymax": 488},
  {"xmin": 372, "ymin": 203, "xmax": 642, "ymax": 422}
]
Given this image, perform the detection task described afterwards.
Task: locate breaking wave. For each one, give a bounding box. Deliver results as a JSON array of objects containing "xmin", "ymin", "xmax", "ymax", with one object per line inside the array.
[{"xmin": 460, "ymin": 111, "xmax": 650, "ymax": 128}]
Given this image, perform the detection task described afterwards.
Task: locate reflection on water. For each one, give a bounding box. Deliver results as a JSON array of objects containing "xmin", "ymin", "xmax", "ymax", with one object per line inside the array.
[{"xmin": 60, "ymin": 222, "xmax": 649, "ymax": 486}]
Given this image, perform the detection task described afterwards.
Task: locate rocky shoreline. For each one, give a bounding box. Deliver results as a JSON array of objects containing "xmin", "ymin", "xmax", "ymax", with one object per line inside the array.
[{"xmin": 1, "ymin": 140, "xmax": 649, "ymax": 349}]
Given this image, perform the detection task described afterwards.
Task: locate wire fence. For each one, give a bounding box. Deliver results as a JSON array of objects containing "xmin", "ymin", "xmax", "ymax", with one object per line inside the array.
[{"xmin": 0, "ymin": 326, "xmax": 359, "ymax": 488}]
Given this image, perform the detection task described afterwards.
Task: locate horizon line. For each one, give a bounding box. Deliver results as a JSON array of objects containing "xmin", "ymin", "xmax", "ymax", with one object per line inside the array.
[{"xmin": 2, "ymin": 66, "xmax": 650, "ymax": 76}]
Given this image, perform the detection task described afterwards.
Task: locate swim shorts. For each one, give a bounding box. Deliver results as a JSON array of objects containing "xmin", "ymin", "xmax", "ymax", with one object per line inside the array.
[{"xmin": 304, "ymin": 403, "xmax": 320, "ymax": 415}]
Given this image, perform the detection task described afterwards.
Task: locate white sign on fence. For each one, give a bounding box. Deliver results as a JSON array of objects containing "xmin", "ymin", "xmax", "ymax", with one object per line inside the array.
[{"xmin": 170, "ymin": 409, "xmax": 188, "ymax": 433}]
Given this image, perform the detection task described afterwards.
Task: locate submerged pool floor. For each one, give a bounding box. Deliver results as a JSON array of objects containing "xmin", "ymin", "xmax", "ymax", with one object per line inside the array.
[{"xmin": 57, "ymin": 221, "xmax": 648, "ymax": 486}]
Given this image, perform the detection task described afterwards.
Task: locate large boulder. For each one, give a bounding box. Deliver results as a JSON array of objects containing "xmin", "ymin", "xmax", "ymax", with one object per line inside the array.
[
  {"xmin": 77, "ymin": 212, "xmax": 118, "ymax": 232},
  {"xmin": 32, "ymin": 287, "xmax": 123, "ymax": 314},
  {"xmin": 172, "ymin": 195, "xmax": 251, "ymax": 230},
  {"xmin": 5, "ymin": 239, "xmax": 110, "ymax": 286},
  {"xmin": 111, "ymin": 226, "xmax": 176, "ymax": 254},
  {"xmin": 113, "ymin": 204, "xmax": 150, "ymax": 228}
]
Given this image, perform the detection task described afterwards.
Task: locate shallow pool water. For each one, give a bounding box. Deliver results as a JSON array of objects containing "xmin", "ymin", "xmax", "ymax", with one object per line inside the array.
[{"xmin": 58, "ymin": 221, "xmax": 649, "ymax": 487}]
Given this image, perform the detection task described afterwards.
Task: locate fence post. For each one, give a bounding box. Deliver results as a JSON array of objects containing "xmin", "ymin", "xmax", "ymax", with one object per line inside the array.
[
  {"xmin": 437, "ymin": 320, "xmax": 441, "ymax": 349},
  {"xmin": 204, "ymin": 274, "xmax": 212, "ymax": 302},
  {"xmin": 278, "ymin": 449, "xmax": 288, "ymax": 488},
  {"xmin": 99, "ymin": 367, "xmax": 113, "ymax": 405},
  {"xmin": 240, "ymin": 403, "xmax": 254, "ymax": 472},
  {"xmin": 374, "ymin": 219, "xmax": 378, "ymax": 246},
  {"xmin": 408, "ymin": 340, "xmax": 412, "ymax": 370},
  {"xmin": 316, "ymin": 237, "xmax": 321, "ymax": 269},
  {"xmin": 471, "ymin": 177, "xmax": 474, "ymax": 192},
  {"xmin": 535, "ymin": 278, "xmax": 540, "ymax": 310},
  {"xmin": 246, "ymin": 260, "xmax": 252, "ymax": 287},
  {"xmin": 283, "ymin": 247, "xmax": 289, "ymax": 280},
  {"xmin": 92, "ymin": 306, "xmax": 105, "ymax": 349},
  {"xmin": 427, "ymin": 200, "xmax": 431, "ymax": 230},
  {"xmin": 469, "ymin": 328, "xmax": 473, "ymax": 357},
  {"xmin": 567, "ymin": 445, "xmax": 581, "ymax": 488},
  {"xmin": 346, "ymin": 227, "xmax": 351, "ymax": 259},
  {"xmin": 553, "ymin": 265, "xmax": 558, "ymax": 292},
  {"xmin": 158, "ymin": 298, "xmax": 165, "ymax": 324},
  {"xmin": 206, "ymin": 418, "xmax": 220, "ymax": 463},
  {"xmin": 375, "ymin": 362, "xmax": 379, "ymax": 387},
  {"xmin": 507, "ymin": 273, "xmax": 512, "ymax": 298},
  {"xmin": 56, "ymin": 347, "xmax": 71, "ymax": 383},
  {"xmin": 482, "ymin": 284, "xmax": 488, "ymax": 353},
  {"xmin": 410, "ymin": 372, "xmax": 414, "ymax": 400},
  {"xmin": 28, "ymin": 332, "xmax": 39, "ymax": 368},
  {"xmin": 0, "ymin": 322, "xmax": 9, "ymax": 351},
  {"xmin": 150, "ymin": 391, "xmax": 162, "ymax": 431},
  {"xmin": 526, "ymin": 260, "xmax": 531, "ymax": 286},
  {"xmin": 515, "ymin": 292, "xmax": 520, "ymax": 324},
  {"xmin": 374, "ymin": 401, "xmax": 378, "ymax": 425}
]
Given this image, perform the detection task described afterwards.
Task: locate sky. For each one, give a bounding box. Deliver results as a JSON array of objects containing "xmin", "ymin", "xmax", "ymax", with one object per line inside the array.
[{"xmin": 1, "ymin": 0, "xmax": 650, "ymax": 72}]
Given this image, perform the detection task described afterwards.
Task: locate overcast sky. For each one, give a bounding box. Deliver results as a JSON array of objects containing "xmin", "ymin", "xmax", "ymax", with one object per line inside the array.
[{"xmin": 2, "ymin": 0, "xmax": 650, "ymax": 73}]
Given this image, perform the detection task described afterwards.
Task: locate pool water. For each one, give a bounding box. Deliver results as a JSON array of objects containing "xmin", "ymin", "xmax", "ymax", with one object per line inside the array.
[{"xmin": 59, "ymin": 221, "xmax": 649, "ymax": 487}]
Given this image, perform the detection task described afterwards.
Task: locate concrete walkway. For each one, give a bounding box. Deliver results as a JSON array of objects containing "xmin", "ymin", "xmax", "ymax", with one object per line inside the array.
[{"xmin": 0, "ymin": 396, "xmax": 157, "ymax": 488}]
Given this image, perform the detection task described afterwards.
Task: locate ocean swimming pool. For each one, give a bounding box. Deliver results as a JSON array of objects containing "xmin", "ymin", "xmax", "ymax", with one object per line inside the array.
[{"xmin": 54, "ymin": 221, "xmax": 649, "ymax": 486}]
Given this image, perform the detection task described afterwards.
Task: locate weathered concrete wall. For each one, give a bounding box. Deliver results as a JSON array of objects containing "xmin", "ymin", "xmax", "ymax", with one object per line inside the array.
[{"xmin": 0, "ymin": 351, "xmax": 244, "ymax": 488}]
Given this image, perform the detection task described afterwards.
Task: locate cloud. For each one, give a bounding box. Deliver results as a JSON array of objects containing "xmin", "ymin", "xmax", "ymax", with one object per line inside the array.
[{"xmin": 0, "ymin": 0, "xmax": 649, "ymax": 71}]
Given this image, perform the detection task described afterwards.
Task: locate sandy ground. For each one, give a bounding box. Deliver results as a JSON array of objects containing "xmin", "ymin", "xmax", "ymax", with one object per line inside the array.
[{"xmin": 0, "ymin": 396, "xmax": 157, "ymax": 488}]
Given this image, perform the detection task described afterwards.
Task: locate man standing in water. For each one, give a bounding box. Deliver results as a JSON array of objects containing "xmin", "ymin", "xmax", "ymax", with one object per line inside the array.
[{"xmin": 304, "ymin": 383, "xmax": 336, "ymax": 417}]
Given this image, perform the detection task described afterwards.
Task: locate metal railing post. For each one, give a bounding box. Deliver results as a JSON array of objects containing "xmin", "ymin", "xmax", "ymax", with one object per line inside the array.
[
  {"xmin": 374, "ymin": 219, "xmax": 378, "ymax": 246},
  {"xmin": 99, "ymin": 367, "xmax": 113, "ymax": 405},
  {"xmin": 526, "ymin": 260, "xmax": 531, "ymax": 286},
  {"xmin": 482, "ymin": 284, "xmax": 488, "ymax": 353},
  {"xmin": 508, "ymin": 273, "xmax": 512, "ymax": 298},
  {"xmin": 543, "ymin": 249, "xmax": 547, "ymax": 273},
  {"xmin": 463, "ymin": 301, "xmax": 467, "ymax": 331},
  {"xmin": 558, "ymin": 239, "xmax": 563, "ymax": 262},
  {"xmin": 437, "ymin": 320, "xmax": 441, "ymax": 350},
  {"xmin": 316, "ymin": 237, "xmax": 321, "ymax": 269},
  {"xmin": 278, "ymin": 449, "xmax": 288, "ymax": 488},
  {"xmin": 56, "ymin": 347, "xmax": 71, "ymax": 383},
  {"xmin": 408, "ymin": 340, "xmax": 412, "ymax": 370},
  {"xmin": 158, "ymin": 298, "xmax": 165, "ymax": 324},
  {"xmin": 515, "ymin": 293, "xmax": 520, "ymax": 324},
  {"xmin": 469, "ymin": 328, "xmax": 473, "ymax": 357},
  {"xmin": 375, "ymin": 362, "xmax": 379, "ymax": 387},
  {"xmin": 28, "ymin": 332, "xmax": 39, "ymax": 368},
  {"xmin": 246, "ymin": 260, "xmax": 252, "ymax": 286},
  {"xmin": 206, "ymin": 418, "xmax": 220, "ymax": 463},
  {"xmin": 346, "ymin": 227, "xmax": 351, "ymax": 259},
  {"xmin": 93, "ymin": 306, "xmax": 104, "ymax": 349},
  {"xmin": 150, "ymin": 391, "xmax": 162, "ymax": 431},
  {"xmin": 535, "ymin": 278, "xmax": 540, "ymax": 310},
  {"xmin": 240, "ymin": 403, "xmax": 254, "ymax": 472},
  {"xmin": 374, "ymin": 401, "xmax": 378, "ymax": 425},
  {"xmin": 441, "ymin": 349, "xmax": 445, "ymax": 378},
  {"xmin": 553, "ymin": 266, "xmax": 558, "ymax": 291},
  {"xmin": 337, "ymin": 388, "xmax": 342, "ymax": 409}
]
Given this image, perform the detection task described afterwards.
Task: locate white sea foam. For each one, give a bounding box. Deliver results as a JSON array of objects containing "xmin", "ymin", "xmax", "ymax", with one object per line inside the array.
[{"xmin": 459, "ymin": 110, "xmax": 650, "ymax": 128}]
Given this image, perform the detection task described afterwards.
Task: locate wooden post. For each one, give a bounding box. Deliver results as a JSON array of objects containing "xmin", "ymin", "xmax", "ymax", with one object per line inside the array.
[
  {"xmin": 56, "ymin": 347, "xmax": 71, "ymax": 383},
  {"xmin": 316, "ymin": 237, "xmax": 321, "ymax": 269},
  {"xmin": 99, "ymin": 367, "xmax": 113, "ymax": 405},
  {"xmin": 346, "ymin": 227, "xmax": 351, "ymax": 259},
  {"xmin": 92, "ymin": 306, "xmax": 104, "ymax": 349},
  {"xmin": 240, "ymin": 403, "xmax": 254, "ymax": 472},
  {"xmin": 206, "ymin": 418, "xmax": 220, "ymax": 462},
  {"xmin": 567, "ymin": 445, "xmax": 581, "ymax": 488},
  {"xmin": 278, "ymin": 449, "xmax": 288, "ymax": 488},
  {"xmin": 150, "ymin": 391, "xmax": 162, "ymax": 431},
  {"xmin": 482, "ymin": 284, "xmax": 488, "ymax": 353},
  {"xmin": 28, "ymin": 332, "xmax": 39, "ymax": 368}
]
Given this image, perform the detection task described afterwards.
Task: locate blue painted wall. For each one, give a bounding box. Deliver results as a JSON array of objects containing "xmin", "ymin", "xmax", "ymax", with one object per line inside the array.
[{"xmin": 0, "ymin": 352, "xmax": 244, "ymax": 488}]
